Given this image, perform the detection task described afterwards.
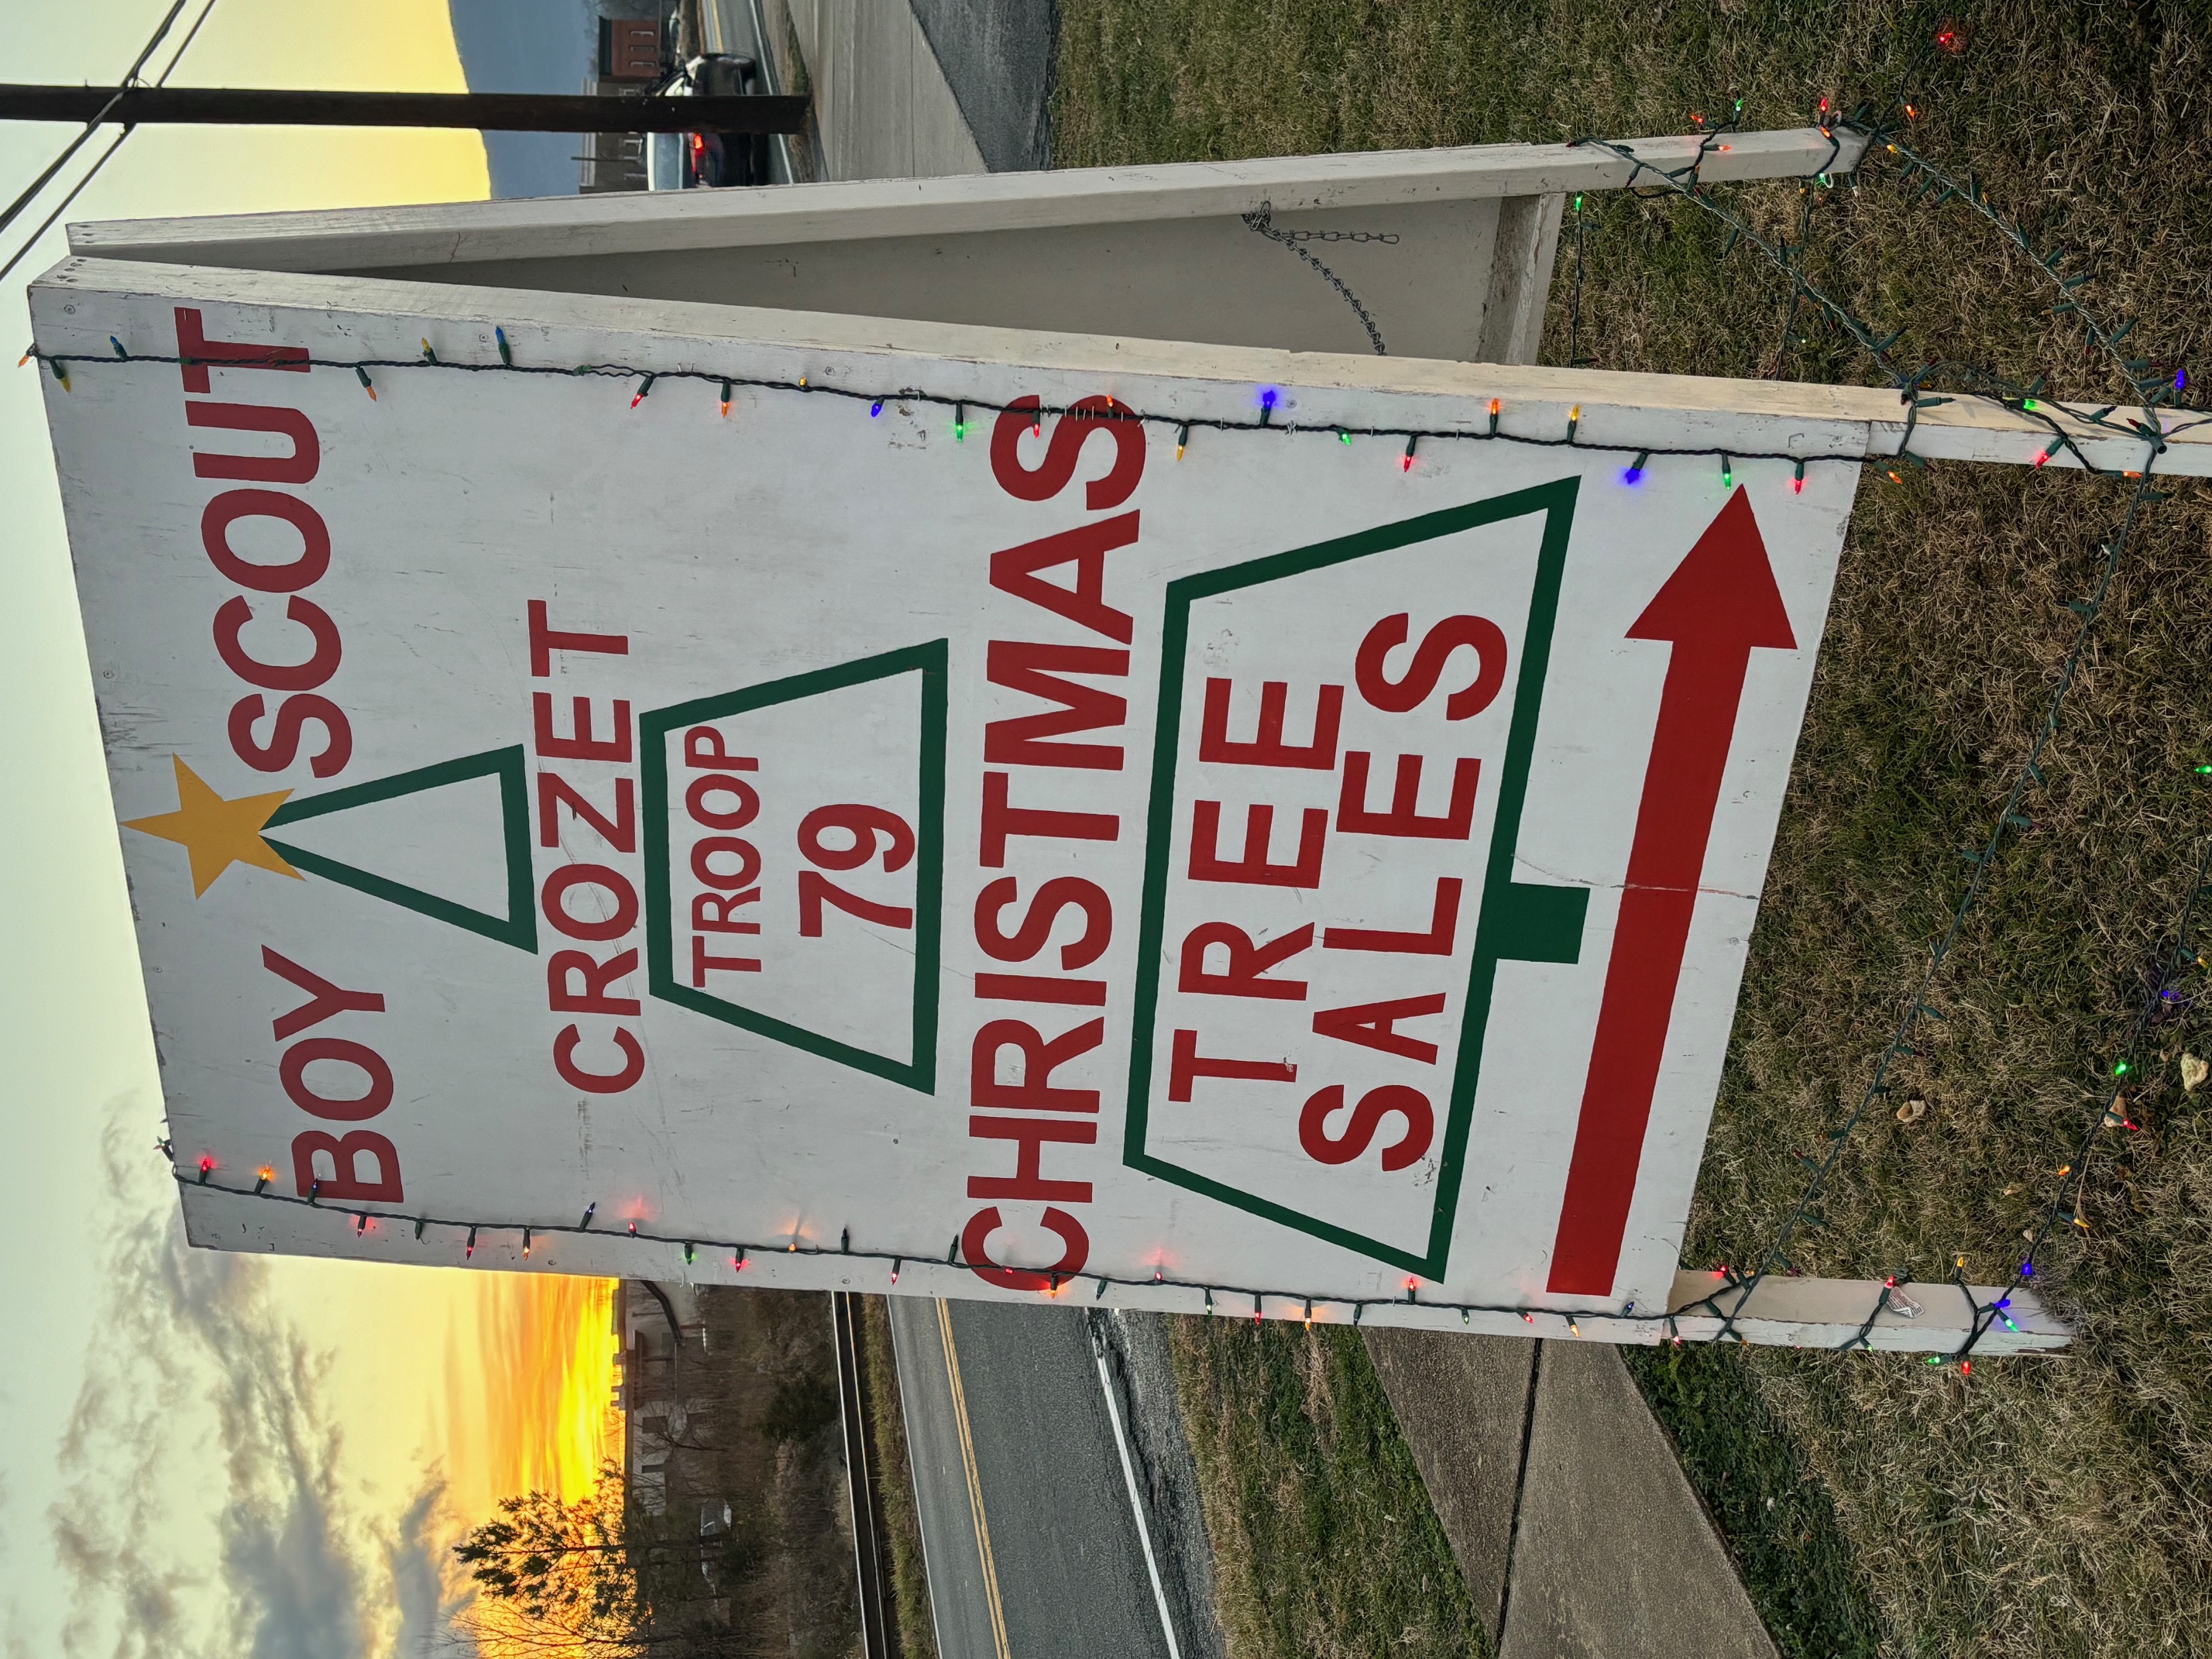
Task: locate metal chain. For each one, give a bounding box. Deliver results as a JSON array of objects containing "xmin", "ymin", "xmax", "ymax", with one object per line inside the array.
[
  {"xmin": 1271, "ymin": 226, "xmax": 1400, "ymax": 244},
  {"xmin": 1241, "ymin": 200, "xmax": 1390, "ymax": 356}
]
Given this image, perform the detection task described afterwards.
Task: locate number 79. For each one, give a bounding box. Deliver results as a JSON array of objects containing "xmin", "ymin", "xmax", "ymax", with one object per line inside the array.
[{"xmin": 796, "ymin": 804, "xmax": 915, "ymax": 936}]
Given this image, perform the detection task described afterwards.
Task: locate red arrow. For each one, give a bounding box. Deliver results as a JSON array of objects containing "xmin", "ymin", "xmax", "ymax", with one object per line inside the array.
[{"xmin": 1547, "ymin": 488, "xmax": 1797, "ymax": 1296}]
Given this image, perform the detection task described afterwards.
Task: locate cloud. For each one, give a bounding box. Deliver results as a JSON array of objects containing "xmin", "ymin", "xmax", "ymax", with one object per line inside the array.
[
  {"xmin": 42, "ymin": 1114, "xmax": 473, "ymax": 1659},
  {"xmin": 387, "ymin": 1481, "xmax": 479, "ymax": 1659}
]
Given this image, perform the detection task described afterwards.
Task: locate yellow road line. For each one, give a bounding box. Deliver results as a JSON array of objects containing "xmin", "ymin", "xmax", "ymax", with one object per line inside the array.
[{"xmin": 936, "ymin": 1297, "xmax": 1012, "ymax": 1659}]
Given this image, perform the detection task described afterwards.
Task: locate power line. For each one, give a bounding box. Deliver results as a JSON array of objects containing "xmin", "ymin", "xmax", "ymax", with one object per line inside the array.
[
  {"xmin": 0, "ymin": 0, "xmax": 219, "ymax": 285},
  {"xmin": 0, "ymin": 131, "xmax": 129, "ymax": 287},
  {"xmin": 0, "ymin": 0, "xmax": 190, "ymax": 241},
  {"xmin": 149, "ymin": 0, "xmax": 220, "ymax": 87}
]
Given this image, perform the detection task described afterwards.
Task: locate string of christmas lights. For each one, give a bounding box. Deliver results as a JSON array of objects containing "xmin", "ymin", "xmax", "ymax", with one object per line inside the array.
[
  {"xmin": 1666, "ymin": 1258, "xmax": 2015, "ymax": 1371},
  {"xmin": 26, "ymin": 338, "xmax": 1905, "ymax": 477},
  {"xmin": 160, "ymin": 1156, "xmax": 2010, "ymax": 1351},
  {"xmin": 1566, "ymin": 115, "xmax": 2195, "ymax": 467},
  {"xmin": 1867, "ymin": 129, "xmax": 2188, "ymax": 420},
  {"xmin": 27, "ymin": 333, "xmax": 2192, "ymax": 513},
  {"xmin": 1597, "ymin": 87, "xmax": 2193, "ymax": 1358},
  {"xmin": 2016, "ymin": 830, "xmax": 2212, "ymax": 1280},
  {"xmin": 1714, "ymin": 462, "xmax": 2172, "ymax": 1353},
  {"xmin": 161, "ymin": 1153, "xmax": 1644, "ymax": 1328}
]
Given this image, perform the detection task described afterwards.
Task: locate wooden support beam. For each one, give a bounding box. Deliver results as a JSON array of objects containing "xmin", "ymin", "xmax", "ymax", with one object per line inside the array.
[
  {"xmin": 65, "ymin": 127, "xmax": 1869, "ymax": 272},
  {"xmin": 1271, "ymin": 1273, "xmax": 2068, "ymax": 1351},
  {"xmin": 54, "ymin": 126, "xmax": 1865, "ymax": 370},
  {"xmin": 1662, "ymin": 1270, "xmax": 2068, "ymax": 1355},
  {"xmin": 1478, "ymin": 193, "xmax": 1567, "ymax": 366},
  {"xmin": 37, "ymin": 256, "xmax": 2200, "ymax": 482}
]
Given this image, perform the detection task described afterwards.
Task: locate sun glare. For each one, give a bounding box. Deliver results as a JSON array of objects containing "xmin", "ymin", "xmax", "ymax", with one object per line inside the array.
[{"xmin": 445, "ymin": 1274, "xmax": 621, "ymax": 1523}]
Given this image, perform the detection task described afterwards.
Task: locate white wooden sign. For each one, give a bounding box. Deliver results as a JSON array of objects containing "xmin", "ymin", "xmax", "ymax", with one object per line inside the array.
[{"xmin": 37, "ymin": 261, "xmax": 1868, "ymax": 1331}]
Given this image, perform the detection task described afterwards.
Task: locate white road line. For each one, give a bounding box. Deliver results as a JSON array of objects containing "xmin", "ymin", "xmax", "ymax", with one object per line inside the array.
[
  {"xmin": 1091, "ymin": 1318, "xmax": 1183, "ymax": 1659},
  {"xmin": 886, "ymin": 1300, "xmax": 957, "ymax": 1659}
]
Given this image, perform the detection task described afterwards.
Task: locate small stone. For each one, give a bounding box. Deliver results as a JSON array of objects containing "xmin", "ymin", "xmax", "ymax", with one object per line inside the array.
[
  {"xmin": 2183, "ymin": 1053, "xmax": 2207, "ymax": 1093},
  {"xmin": 1896, "ymin": 1097, "xmax": 1929, "ymax": 1123}
]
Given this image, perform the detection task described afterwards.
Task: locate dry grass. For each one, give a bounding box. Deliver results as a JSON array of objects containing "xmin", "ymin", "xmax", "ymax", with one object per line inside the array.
[{"xmin": 1058, "ymin": 4, "xmax": 2212, "ymax": 1654}]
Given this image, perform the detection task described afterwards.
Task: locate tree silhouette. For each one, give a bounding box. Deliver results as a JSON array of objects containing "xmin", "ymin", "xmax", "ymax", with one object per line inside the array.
[
  {"xmin": 454, "ymin": 1462, "xmax": 641, "ymax": 1630},
  {"xmin": 455, "ymin": 1462, "xmax": 758, "ymax": 1656}
]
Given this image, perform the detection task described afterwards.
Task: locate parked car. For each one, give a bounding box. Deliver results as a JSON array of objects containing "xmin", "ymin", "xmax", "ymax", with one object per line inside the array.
[{"xmin": 646, "ymin": 54, "xmax": 769, "ymax": 189}]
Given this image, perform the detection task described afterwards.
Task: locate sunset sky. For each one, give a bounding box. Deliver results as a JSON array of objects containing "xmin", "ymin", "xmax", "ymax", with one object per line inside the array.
[{"xmin": 0, "ymin": 3, "xmax": 614, "ymax": 1654}]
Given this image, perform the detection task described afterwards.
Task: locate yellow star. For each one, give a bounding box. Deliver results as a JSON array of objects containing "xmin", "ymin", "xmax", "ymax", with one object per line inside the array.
[{"xmin": 122, "ymin": 757, "xmax": 303, "ymax": 898}]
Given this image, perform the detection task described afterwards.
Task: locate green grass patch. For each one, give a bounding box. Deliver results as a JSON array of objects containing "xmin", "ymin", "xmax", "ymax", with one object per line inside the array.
[
  {"xmin": 857, "ymin": 1294, "xmax": 936, "ymax": 1659},
  {"xmin": 1060, "ymin": 3, "xmax": 2212, "ymax": 1654},
  {"xmin": 1621, "ymin": 1341, "xmax": 1883, "ymax": 1658},
  {"xmin": 1169, "ymin": 1317, "xmax": 1490, "ymax": 1658}
]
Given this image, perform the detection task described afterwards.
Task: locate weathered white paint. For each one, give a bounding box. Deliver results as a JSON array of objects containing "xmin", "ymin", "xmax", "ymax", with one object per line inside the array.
[
  {"xmin": 59, "ymin": 129, "xmax": 1861, "ymax": 369},
  {"xmin": 339, "ymin": 197, "xmax": 1513, "ymax": 363},
  {"xmin": 66, "ymin": 129, "xmax": 1867, "ymax": 270},
  {"xmin": 36, "ymin": 261, "xmax": 1874, "ymax": 1330},
  {"xmin": 1662, "ymin": 1271, "xmax": 2066, "ymax": 1355},
  {"xmin": 1480, "ymin": 194, "xmax": 1568, "ymax": 365},
  {"xmin": 44, "ymin": 257, "xmax": 2200, "ymax": 476}
]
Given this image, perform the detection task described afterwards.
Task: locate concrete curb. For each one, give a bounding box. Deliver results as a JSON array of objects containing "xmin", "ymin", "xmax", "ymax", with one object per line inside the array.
[{"xmin": 1365, "ymin": 1332, "xmax": 1778, "ymax": 1659}]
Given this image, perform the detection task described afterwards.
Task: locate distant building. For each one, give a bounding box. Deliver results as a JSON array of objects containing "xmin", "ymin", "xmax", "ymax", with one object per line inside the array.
[
  {"xmin": 614, "ymin": 1276, "xmax": 705, "ymax": 1516},
  {"xmin": 608, "ymin": 1279, "xmax": 857, "ymax": 1641},
  {"xmin": 579, "ymin": 3, "xmax": 685, "ymax": 194}
]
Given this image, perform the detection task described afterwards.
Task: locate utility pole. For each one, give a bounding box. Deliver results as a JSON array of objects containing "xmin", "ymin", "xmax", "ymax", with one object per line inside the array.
[{"xmin": 0, "ymin": 84, "xmax": 806, "ymax": 133}]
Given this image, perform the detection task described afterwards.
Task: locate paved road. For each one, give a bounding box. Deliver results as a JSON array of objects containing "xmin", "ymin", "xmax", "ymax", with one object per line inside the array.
[
  {"xmin": 701, "ymin": 0, "xmax": 796, "ymax": 184},
  {"xmin": 889, "ymin": 1297, "xmax": 1174, "ymax": 1659},
  {"xmin": 905, "ymin": 0, "xmax": 1055, "ymax": 170}
]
